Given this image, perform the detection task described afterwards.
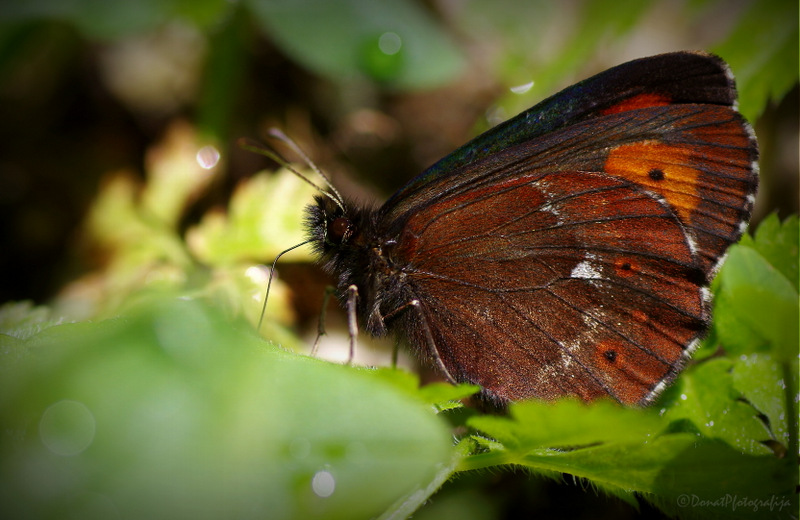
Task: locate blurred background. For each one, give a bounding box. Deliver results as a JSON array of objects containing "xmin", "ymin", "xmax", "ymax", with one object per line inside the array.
[{"xmin": 0, "ymin": 1, "xmax": 797, "ymax": 518}]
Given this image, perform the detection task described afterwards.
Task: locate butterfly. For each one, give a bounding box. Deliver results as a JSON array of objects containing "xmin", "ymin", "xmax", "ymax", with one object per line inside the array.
[{"xmin": 302, "ymin": 51, "xmax": 758, "ymax": 406}]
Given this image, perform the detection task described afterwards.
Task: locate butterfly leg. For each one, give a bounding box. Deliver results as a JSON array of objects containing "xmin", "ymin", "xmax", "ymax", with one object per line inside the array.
[
  {"xmin": 383, "ymin": 300, "xmax": 423, "ymax": 370},
  {"xmin": 383, "ymin": 299, "xmax": 455, "ymax": 376},
  {"xmin": 310, "ymin": 285, "xmax": 337, "ymax": 357},
  {"xmin": 391, "ymin": 336, "xmax": 400, "ymax": 369},
  {"xmin": 407, "ymin": 300, "xmax": 458, "ymax": 385},
  {"xmin": 345, "ymin": 285, "xmax": 359, "ymax": 364}
]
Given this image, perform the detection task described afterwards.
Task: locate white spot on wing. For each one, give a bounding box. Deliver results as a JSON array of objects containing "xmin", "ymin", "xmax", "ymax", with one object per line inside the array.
[
  {"xmin": 571, "ymin": 260, "xmax": 602, "ymax": 280},
  {"xmin": 539, "ymin": 202, "xmax": 556, "ymax": 214},
  {"xmin": 738, "ymin": 220, "xmax": 749, "ymax": 235},
  {"xmin": 685, "ymin": 230, "xmax": 698, "ymax": 255},
  {"xmin": 700, "ymin": 286, "xmax": 713, "ymax": 305},
  {"xmin": 708, "ymin": 251, "xmax": 729, "ymax": 279},
  {"xmin": 683, "ymin": 336, "xmax": 702, "ymax": 358},
  {"xmin": 649, "ymin": 379, "xmax": 670, "ymax": 399},
  {"xmin": 538, "ymin": 200, "xmax": 563, "ymax": 225}
]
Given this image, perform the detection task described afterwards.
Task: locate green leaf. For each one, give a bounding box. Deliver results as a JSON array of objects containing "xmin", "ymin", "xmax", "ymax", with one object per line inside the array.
[
  {"xmin": 459, "ymin": 374, "xmax": 796, "ymax": 517},
  {"xmin": 732, "ymin": 353, "xmax": 790, "ymax": 449},
  {"xmin": 247, "ymin": 0, "xmax": 465, "ymax": 89},
  {"xmin": 739, "ymin": 213, "xmax": 799, "ymax": 290},
  {"xmin": 539, "ymin": 437, "xmax": 788, "ymax": 517},
  {"xmin": 0, "ymin": 297, "xmax": 453, "ymax": 520},
  {"xmin": 186, "ymin": 168, "xmax": 316, "ymax": 264},
  {"xmin": 714, "ymin": 243, "xmax": 799, "ymax": 362},
  {"xmin": 0, "ymin": 300, "xmax": 56, "ymax": 340},
  {"xmin": 567, "ymin": 437, "xmax": 793, "ymax": 520},
  {"xmin": 417, "ymin": 382, "xmax": 480, "ymax": 411},
  {"xmin": 660, "ymin": 359, "xmax": 774, "ymax": 455},
  {"xmin": 463, "ymin": 403, "xmax": 795, "ymax": 519},
  {"xmin": 468, "ymin": 399, "xmax": 663, "ymax": 452}
]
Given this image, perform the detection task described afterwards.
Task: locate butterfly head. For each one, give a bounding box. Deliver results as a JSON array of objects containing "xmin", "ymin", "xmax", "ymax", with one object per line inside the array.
[
  {"xmin": 306, "ymin": 194, "xmax": 348, "ymax": 250},
  {"xmin": 305, "ymin": 193, "xmax": 377, "ymax": 267},
  {"xmin": 305, "ymin": 190, "xmax": 389, "ymax": 299}
]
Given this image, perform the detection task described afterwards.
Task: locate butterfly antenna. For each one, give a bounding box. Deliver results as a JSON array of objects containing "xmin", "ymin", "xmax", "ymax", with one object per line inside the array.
[
  {"xmin": 266, "ymin": 128, "xmax": 346, "ymax": 209},
  {"xmin": 238, "ymin": 137, "xmax": 336, "ymax": 201},
  {"xmin": 257, "ymin": 239, "xmax": 313, "ymax": 333}
]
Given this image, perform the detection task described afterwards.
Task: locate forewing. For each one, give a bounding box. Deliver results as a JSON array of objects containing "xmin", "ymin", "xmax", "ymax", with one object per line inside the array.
[
  {"xmin": 385, "ymin": 52, "xmax": 743, "ymax": 211},
  {"xmin": 382, "ymin": 52, "xmax": 757, "ymax": 277}
]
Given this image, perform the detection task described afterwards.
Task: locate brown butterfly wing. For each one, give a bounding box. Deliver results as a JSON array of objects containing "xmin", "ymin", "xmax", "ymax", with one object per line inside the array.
[
  {"xmin": 388, "ymin": 103, "xmax": 756, "ymax": 404},
  {"xmin": 395, "ymin": 170, "xmax": 705, "ymax": 404}
]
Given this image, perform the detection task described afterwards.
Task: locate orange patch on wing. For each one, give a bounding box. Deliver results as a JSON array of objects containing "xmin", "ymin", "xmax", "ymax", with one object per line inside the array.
[
  {"xmin": 604, "ymin": 142, "xmax": 699, "ymax": 223},
  {"xmin": 600, "ymin": 93, "xmax": 672, "ymax": 115}
]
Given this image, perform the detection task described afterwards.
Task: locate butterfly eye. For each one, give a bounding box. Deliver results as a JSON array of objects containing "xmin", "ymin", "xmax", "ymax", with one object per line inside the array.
[{"xmin": 327, "ymin": 217, "xmax": 351, "ymax": 244}]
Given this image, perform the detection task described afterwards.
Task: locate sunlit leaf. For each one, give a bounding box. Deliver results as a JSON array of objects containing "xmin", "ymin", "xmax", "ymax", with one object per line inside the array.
[
  {"xmin": 660, "ymin": 359, "xmax": 774, "ymax": 455},
  {"xmin": 186, "ymin": 168, "xmax": 316, "ymax": 264}
]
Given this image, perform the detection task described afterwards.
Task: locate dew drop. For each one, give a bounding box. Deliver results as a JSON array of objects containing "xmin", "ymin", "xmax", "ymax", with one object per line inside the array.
[
  {"xmin": 311, "ymin": 470, "xmax": 335, "ymax": 498},
  {"xmin": 196, "ymin": 145, "xmax": 220, "ymax": 169},
  {"xmin": 510, "ymin": 80, "xmax": 534, "ymax": 94}
]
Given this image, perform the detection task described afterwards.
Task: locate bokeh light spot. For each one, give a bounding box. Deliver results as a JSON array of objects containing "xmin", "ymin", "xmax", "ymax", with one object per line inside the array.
[{"xmin": 39, "ymin": 400, "xmax": 96, "ymax": 456}]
